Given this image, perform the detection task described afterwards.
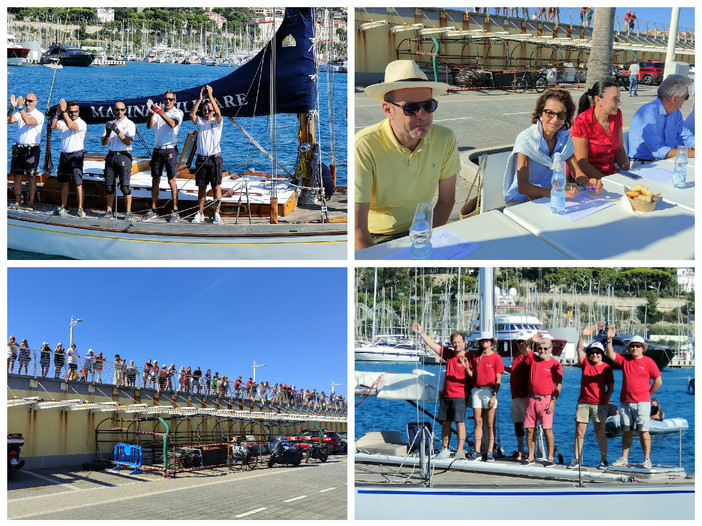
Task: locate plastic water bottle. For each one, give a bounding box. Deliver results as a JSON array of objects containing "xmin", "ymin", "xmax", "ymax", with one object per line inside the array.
[
  {"xmin": 409, "ymin": 212, "xmax": 432, "ymax": 260},
  {"xmin": 550, "ymin": 154, "xmax": 566, "ymax": 215},
  {"xmin": 673, "ymin": 146, "xmax": 687, "ymax": 189}
]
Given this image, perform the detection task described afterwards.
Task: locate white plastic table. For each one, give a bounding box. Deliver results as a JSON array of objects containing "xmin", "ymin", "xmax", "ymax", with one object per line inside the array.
[
  {"xmin": 355, "ymin": 210, "xmax": 568, "ymax": 260},
  {"xmin": 603, "ymin": 158, "xmax": 695, "ymax": 212},
  {"xmin": 503, "ymin": 185, "xmax": 694, "ymax": 260}
]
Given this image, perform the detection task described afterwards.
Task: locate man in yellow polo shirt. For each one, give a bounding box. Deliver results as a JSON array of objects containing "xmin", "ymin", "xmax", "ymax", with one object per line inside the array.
[{"xmin": 355, "ymin": 60, "xmax": 461, "ymax": 250}]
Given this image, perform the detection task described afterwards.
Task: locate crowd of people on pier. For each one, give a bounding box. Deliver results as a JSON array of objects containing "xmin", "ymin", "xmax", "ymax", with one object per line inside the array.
[
  {"xmin": 7, "ymin": 336, "xmax": 346, "ymax": 411},
  {"xmin": 8, "ymin": 85, "xmax": 225, "ymax": 223},
  {"xmin": 354, "ymin": 59, "xmax": 694, "ymax": 249},
  {"xmin": 465, "ymin": 8, "xmax": 597, "ymax": 27},
  {"xmin": 412, "ymin": 323, "xmax": 662, "ymax": 469}
]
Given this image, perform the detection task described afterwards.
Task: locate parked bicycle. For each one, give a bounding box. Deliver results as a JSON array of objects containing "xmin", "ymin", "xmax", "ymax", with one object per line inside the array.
[
  {"xmin": 512, "ymin": 71, "xmax": 548, "ymax": 93},
  {"xmin": 228, "ymin": 442, "xmax": 258, "ymax": 471}
]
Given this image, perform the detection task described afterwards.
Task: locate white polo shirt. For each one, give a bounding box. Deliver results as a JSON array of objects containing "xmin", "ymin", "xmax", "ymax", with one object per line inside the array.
[
  {"xmin": 153, "ymin": 107, "xmax": 184, "ymax": 148},
  {"xmin": 195, "ymin": 116, "xmax": 223, "ymax": 156},
  {"xmin": 102, "ymin": 117, "xmax": 136, "ymax": 152},
  {"xmin": 13, "ymin": 108, "xmax": 45, "ymax": 145},
  {"xmin": 58, "ymin": 117, "xmax": 87, "ymax": 153}
]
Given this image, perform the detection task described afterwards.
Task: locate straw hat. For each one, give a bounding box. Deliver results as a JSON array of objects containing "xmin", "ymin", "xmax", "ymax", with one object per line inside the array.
[{"xmin": 365, "ymin": 60, "xmax": 450, "ymax": 102}]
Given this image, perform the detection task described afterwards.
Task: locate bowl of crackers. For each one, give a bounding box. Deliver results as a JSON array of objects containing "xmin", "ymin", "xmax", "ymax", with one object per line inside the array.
[{"xmin": 624, "ymin": 184, "xmax": 661, "ymax": 212}]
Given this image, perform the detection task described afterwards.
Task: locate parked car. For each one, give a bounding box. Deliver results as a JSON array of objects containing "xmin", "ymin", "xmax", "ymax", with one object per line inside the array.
[
  {"xmin": 284, "ymin": 429, "xmax": 345, "ymax": 454},
  {"xmin": 636, "ymin": 60, "xmax": 665, "ymax": 85}
]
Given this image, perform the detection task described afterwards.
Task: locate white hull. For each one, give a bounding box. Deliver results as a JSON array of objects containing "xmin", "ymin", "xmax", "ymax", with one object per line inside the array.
[
  {"xmin": 356, "ymin": 484, "xmax": 694, "ymax": 519},
  {"xmin": 8, "ymin": 57, "xmax": 26, "ymax": 66},
  {"xmin": 8, "ymin": 212, "xmax": 346, "ymax": 260},
  {"xmin": 355, "ymin": 346, "xmax": 422, "ymax": 363}
]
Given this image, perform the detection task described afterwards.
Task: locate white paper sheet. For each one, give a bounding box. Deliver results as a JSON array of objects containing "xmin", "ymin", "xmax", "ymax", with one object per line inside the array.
[
  {"xmin": 382, "ymin": 229, "xmax": 481, "ymax": 260},
  {"xmin": 630, "ymin": 165, "xmax": 675, "ymax": 184},
  {"xmin": 541, "ymin": 192, "xmax": 615, "ymax": 221}
]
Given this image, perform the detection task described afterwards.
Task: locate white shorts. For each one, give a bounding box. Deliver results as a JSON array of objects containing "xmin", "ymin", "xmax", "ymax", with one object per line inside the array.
[
  {"xmin": 620, "ymin": 401, "xmax": 651, "ymax": 432},
  {"xmin": 511, "ymin": 397, "xmax": 527, "ymax": 423},
  {"xmin": 471, "ymin": 386, "xmax": 497, "ymax": 409}
]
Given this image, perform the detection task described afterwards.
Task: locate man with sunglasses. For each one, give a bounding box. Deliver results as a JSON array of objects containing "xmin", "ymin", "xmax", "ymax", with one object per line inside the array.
[
  {"xmin": 605, "ymin": 327, "xmax": 661, "ymax": 469},
  {"xmin": 519, "ymin": 333, "xmax": 562, "ymax": 467},
  {"xmin": 145, "ymin": 90, "xmax": 184, "ymax": 222},
  {"xmin": 8, "ymin": 92, "xmax": 45, "ymax": 209},
  {"xmin": 355, "ymin": 60, "xmax": 460, "ymax": 250},
  {"xmin": 628, "ymin": 74, "xmax": 695, "ymax": 160},
  {"xmin": 101, "ymin": 102, "xmax": 136, "ymax": 220},
  {"xmin": 568, "ymin": 325, "xmax": 613, "ymax": 470},
  {"xmin": 50, "ymin": 99, "xmax": 87, "ymax": 217},
  {"xmin": 190, "ymin": 85, "xmax": 223, "ymax": 224}
]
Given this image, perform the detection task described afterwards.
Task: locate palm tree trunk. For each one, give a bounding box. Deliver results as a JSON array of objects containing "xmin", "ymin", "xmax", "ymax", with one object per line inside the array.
[{"xmin": 585, "ymin": 8, "xmax": 616, "ymax": 90}]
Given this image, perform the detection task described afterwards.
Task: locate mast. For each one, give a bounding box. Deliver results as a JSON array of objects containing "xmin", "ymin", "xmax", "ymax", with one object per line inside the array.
[{"xmin": 269, "ymin": 8, "xmax": 278, "ymax": 224}]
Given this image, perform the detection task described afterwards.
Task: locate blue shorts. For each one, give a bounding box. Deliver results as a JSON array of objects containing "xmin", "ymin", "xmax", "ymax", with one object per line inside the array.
[
  {"xmin": 151, "ymin": 147, "xmax": 179, "ymax": 180},
  {"xmin": 57, "ymin": 151, "xmax": 84, "ymax": 185},
  {"xmin": 104, "ymin": 151, "xmax": 132, "ymax": 192}
]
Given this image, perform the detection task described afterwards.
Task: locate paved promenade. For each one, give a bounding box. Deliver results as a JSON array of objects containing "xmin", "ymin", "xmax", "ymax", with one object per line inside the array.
[
  {"xmin": 355, "ymin": 84, "xmax": 694, "ymax": 222},
  {"xmin": 8, "ymin": 456, "xmax": 347, "ymax": 520}
]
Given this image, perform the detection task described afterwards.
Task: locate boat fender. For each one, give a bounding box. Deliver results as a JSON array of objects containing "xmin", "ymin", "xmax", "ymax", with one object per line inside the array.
[
  {"xmin": 120, "ymin": 184, "xmax": 132, "ymax": 196},
  {"xmin": 322, "ymin": 163, "xmax": 334, "ymax": 198}
]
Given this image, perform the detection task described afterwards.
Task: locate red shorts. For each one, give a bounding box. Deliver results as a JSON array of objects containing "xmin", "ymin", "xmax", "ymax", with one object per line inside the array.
[{"xmin": 524, "ymin": 395, "xmax": 554, "ymax": 429}]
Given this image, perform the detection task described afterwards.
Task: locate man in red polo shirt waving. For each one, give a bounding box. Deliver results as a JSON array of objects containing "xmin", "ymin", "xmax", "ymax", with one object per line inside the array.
[
  {"xmin": 413, "ymin": 322, "xmax": 469, "ymax": 459},
  {"xmin": 520, "ymin": 333, "xmax": 563, "ymax": 467},
  {"xmin": 605, "ymin": 326, "xmax": 661, "ymax": 469}
]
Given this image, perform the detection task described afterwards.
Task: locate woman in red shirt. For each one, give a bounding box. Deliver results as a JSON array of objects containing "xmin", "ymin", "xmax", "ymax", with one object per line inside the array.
[{"xmin": 571, "ymin": 80, "xmax": 630, "ymax": 184}]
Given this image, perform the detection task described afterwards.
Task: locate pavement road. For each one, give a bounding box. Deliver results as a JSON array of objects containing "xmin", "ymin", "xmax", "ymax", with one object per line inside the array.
[
  {"xmin": 355, "ymin": 84, "xmax": 695, "ymax": 223},
  {"xmin": 8, "ymin": 456, "xmax": 347, "ymax": 520}
]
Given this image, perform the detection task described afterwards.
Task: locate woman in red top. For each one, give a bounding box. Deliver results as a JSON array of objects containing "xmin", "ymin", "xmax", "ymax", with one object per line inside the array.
[
  {"xmin": 571, "ymin": 80, "xmax": 630, "ymax": 183},
  {"xmin": 461, "ymin": 331, "xmax": 504, "ymax": 462}
]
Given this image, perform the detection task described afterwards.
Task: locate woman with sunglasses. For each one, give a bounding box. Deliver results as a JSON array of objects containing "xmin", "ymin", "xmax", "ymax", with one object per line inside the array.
[
  {"xmin": 504, "ymin": 89, "xmax": 602, "ymax": 204},
  {"xmin": 571, "ymin": 81, "xmax": 630, "ymax": 183},
  {"xmin": 568, "ymin": 325, "xmax": 614, "ymax": 470}
]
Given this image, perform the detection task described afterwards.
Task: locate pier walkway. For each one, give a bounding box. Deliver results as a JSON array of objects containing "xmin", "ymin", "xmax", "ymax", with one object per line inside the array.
[{"xmin": 8, "ymin": 455, "xmax": 347, "ymax": 520}]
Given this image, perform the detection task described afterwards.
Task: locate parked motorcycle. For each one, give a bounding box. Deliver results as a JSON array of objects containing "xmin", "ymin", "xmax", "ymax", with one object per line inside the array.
[
  {"xmin": 267, "ymin": 437, "xmax": 304, "ymax": 468},
  {"xmin": 8, "ymin": 433, "xmax": 25, "ymax": 480},
  {"xmin": 305, "ymin": 442, "xmax": 329, "ymax": 463}
]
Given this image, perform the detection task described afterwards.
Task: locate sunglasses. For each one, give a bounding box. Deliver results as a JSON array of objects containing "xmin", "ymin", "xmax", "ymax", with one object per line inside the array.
[
  {"xmin": 163, "ymin": 97, "xmax": 176, "ymax": 101},
  {"xmin": 389, "ymin": 99, "xmax": 438, "ymax": 116},
  {"xmin": 67, "ymin": 110, "xmax": 80, "ymax": 114},
  {"xmin": 202, "ymin": 108, "xmax": 213, "ymax": 113},
  {"xmin": 25, "ymin": 99, "xmax": 36, "ymax": 103},
  {"xmin": 114, "ymin": 107, "xmax": 126, "ymax": 112},
  {"xmin": 587, "ymin": 351, "xmax": 603, "ymax": 355},
  {"xmin": 629, "ymin": 343, "xmax": 643, "ymax": 349},
  {"xmin": 543, "ymin": 109, "xmax": 567, "ymax": 120},
  {"xmin": 537, "ymin": 346, "xmax": 551, "ymax": 351}
]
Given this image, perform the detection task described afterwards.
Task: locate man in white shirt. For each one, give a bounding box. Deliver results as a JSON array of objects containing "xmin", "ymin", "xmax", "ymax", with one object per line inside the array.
[
  {"xmin": 100, "ymin": 101, "xmax": 136, "ymax": 220},
  {"xmin": 144, "ymin": 89, "xmax": 184, "ymax": 222},
  {"xmin": 628, "ymin": 62, "xmax": 640, "ymax": 97},
  {"xmin": 7, "ymin": 92, "xmax": 45, "ymax": 209},
  {"xmin": 51, "ymin": 99, "xmax": 87, "ymax": 217},
  {"xmin": 189, "ymin": 85, "xmax": 223, "ymax": 224}
]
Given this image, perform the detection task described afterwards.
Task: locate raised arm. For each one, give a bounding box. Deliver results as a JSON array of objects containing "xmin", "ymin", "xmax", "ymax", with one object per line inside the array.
[
  {"xmin": 604, "ymin": 325, "xmax": 616, "ymax": 362},
  {"xmin": 577, "ymin": 324, "xmax": 596, "ymax": 363},
  {"xmin": 411, "ymin": 322, "xmax": 442, "ymax": 355},
  {"xmin": 190, "ymin": 87, "xmax": 205, "ymax": 124},
  {"xmin": 206, "ymin": 85, "xmax": 222, "ymax": 123}
]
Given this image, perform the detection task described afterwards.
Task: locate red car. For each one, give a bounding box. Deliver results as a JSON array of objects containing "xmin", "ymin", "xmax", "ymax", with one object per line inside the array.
[
  {"xmin": 622, "ymin": 60, "xmax": 664, "ymax": 85},
  {"xmin": 283, "ymin": 430, "xmax": 344, "ymax": 453}
]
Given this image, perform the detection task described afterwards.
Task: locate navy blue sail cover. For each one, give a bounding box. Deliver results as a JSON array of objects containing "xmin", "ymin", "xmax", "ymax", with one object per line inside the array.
[{"xmin": 74, "ymin": 8, "xmax": 315, "ymax": 124}]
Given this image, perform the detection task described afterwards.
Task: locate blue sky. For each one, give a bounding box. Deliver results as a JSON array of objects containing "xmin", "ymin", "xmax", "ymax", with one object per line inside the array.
[{"xmin": 7, "ymin": 267, "xmax": 347, "ymax": 397}]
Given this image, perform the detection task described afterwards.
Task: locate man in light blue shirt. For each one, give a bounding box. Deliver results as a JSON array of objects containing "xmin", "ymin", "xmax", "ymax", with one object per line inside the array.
[{"xmin": 628, "ymin": 74, "xmax": 695, "ymax": 160}]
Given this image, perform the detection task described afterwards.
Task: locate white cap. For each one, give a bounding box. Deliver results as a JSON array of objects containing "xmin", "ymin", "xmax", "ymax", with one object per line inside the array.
[
  {"xmin": 479, "ymin": 330, "xmax": 495, "ymax": 341},
  {"xmin": 516, "ymin": 331, "xmax": 529, "ymax": 341}
]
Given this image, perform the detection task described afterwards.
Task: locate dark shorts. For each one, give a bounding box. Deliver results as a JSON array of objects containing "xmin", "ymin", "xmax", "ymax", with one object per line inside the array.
[
  {"xmin": 438, "ymin": 396, "xmax": 467, "ymax": 423},
  {"xmin": 57, "ymin": 151, "xmax": 84, "ymax": 185},
  {"xmin": 68, "ymin": 363, "xmax": 78, "ymax": 371},
  {"xmin": 10, "ymin": 144, "xmax": 41, "ymax": 175},
  {"xmin": 103, "ymin": 151, "xmax": 132, "ymax": 192},
  {"xmin": 54, "ymin": 355, "xmax": 64, "ymax": 367},
  {"xmin": 194, "ymin": 154, "xmax": 223, "ymax": 187},
  {"xmin": 151, "ymin": 147, "xmax": 179, "ymax": 180}
]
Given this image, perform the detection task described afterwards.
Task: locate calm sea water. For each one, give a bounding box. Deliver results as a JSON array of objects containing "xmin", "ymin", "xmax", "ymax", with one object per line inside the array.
[
  {"xmin": 7, "ymin": 62, "xmax": 348, "ymax": 259},
  {"xmin": 355, "ymin": 361, "xmax": 695, "ymax": 472}
]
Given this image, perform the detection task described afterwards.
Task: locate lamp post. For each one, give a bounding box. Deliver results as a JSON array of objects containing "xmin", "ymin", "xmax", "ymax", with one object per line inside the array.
[
  {"xmin": 331, "ymin": 381, "xmax": 342, "ymax": 394},
  {"xmin": 252, "ymin": 360, "xmax": 266, "ymax": 382},
  {"xmin": 69, "ymin": 315, "xmax": 83, "ymax": 348}
]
